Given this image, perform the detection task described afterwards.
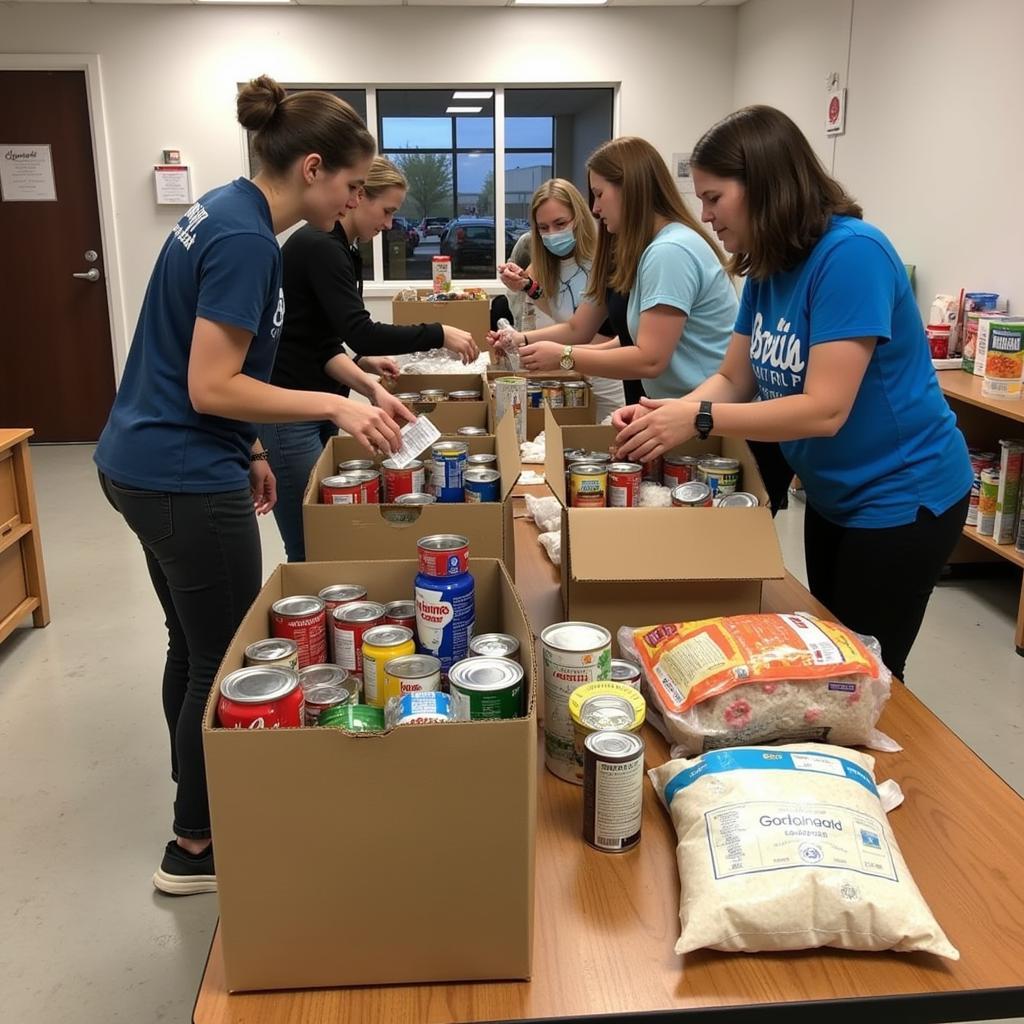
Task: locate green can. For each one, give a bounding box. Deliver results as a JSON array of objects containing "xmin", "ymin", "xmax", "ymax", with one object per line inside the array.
[
  {"xmin": 318, "ymin": 704, "xmax": 385, "ymax": 732},
  {"xmin": 447, "ymin": 657, "xmax": 525, "ymax": 720}
]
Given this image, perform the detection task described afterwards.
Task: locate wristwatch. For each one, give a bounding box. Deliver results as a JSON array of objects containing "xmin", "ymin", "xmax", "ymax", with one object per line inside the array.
[
  {"xmin": 559, "ymin": 345, "xmax": 575, "ymax": 371},
  {"xmin": 695, "ymin": 400, "xmax": 713, "ymax": 440}
]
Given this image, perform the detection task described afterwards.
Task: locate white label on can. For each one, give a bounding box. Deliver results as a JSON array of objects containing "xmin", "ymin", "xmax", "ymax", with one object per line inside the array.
[
  {"xmin": 609, "ymin": 485, "xmax": 629, "ymax": 508},
  {"xmin": 363, "ymin": 656, "xmax": 379, "ymax": 704},
  {"xmin": 450, "ymin": 686, "xmax": 471, "ymax": 721},
  {"xmin": 416, "ymin": 587, "xmax": 453, "ymax": 654},
  {"xmin": 543, "ymin": 644, "xmax": 612, "ymax": 782},
  {"xmin": 330, "ymin": 494, "xmax": 356, "ymax": 505},
  {"xmin": 335, "ymin": 626, "xmax": 357, "ymax": 672},
  {"xmin": 595, "ymin": 756, "xmax": 644, "ymax": 849}
]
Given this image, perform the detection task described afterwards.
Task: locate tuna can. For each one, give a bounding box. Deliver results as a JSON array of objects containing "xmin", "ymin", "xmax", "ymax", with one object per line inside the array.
[
  {"xmin": 607, "ymin": 462, "xmax": 642, "ymax": 508},
  {"xmin": 468, "ymin": 632, "xmax": 520, "ymax": 662},
  {"xmin": 457, "ymin": 427, "xmax": 489, "ymax": 437},
  {"xmin": 337, "ymin": 459, "xmax": 374, "ymax": 474},
  {"xmin": 610, "ymin": 658, "xmax": 642, "ymax": 691},
  {"xmin": 968, "ymin": 450, "xmax": 998, "ymax": 526},
  {"xmin": 384, "ymin": 600, "xmax": 417, "ymax": 628},
  {"xmin": 464, "ymin": 468, "xmax": 501, "ymax": 503},
  {"xmin": 662, "ymin": 454, "xmax": 700, "ymax": 488},
  {"xmin": 563, "ymin": 381, "xmax": 588, "ymax": 408},
  {"xmin": 270, "ymin": 595, "xmax": 327, "ymax": 669},
  {"xmin": 387, "ymin": 690, "xmax": 455, "ymax": 726},
  {"xmin": 448, "ymin": 657, "xmax": 525, "ymax": 720},
  {"xmin": 244, "ymin": 637, "xmax": 299, "ymax": 672},
  {"xmin": 320, "ymin": 474, "xmax": 363, "ymax": 505},
  {"xmin": 569, "ymin": 681, "xmax": 646, "ymax": 783},
  {"xmin": 319, "ymin": 703, "xmax": 385, "ymax": 732},
  {"xmin": 332, "ymin": 601, "xmax": 386, "ymax": 676},
  {"xmin": 431, "ymin": 441, "xmax": 469, "ymax": 502},
  {"xmin": 417, "ymin": 533, "xmax": 470, "ymax": 577},
  {"xmin": 382, "ymin": 458, "xmax": 425, "ymax": 502},
  {"xmin": 978, "ymin": 468, "xmax": 1000, "ymax": 536},
  {"xmin": 583, "ymin": 731, "xmax": 645, "ymax": 852},
  {"xmin": 467, "ymin": 453, "xmax": 497, "ymax": 469},
  {"xmin": 641, "ymin": 453, "xmax": 664, "ymax": 483},
  {"xmin": 361, "ymin": 625, "xmax": 416, "ymax": 707},
  {"xmin": 671, "ymin": 482, "xmax": 714, "ymax": 507},
  {"xmin": 540, "ymin": 621, "xmax": 613, "ymax": 784},
  {"xmin": 394, "ymin": 392, "xmax": 422, "ymax": 407},
  {"xmin": 299, "ymin": 665, "xmax": 355, "ymax": 726},
  {"xmin": 415, "ymin": 569, "xmax": 475, "ymax": 676},
  {"xmin": 217, "ymin": 667, "xmax": 304, "ymax": 730},
  {"xmin": 382, "ymin": 653, "xmax": 442, "ymax": 703},
  {"xmin": 419, "ymin": 388, "xmax": 448, "ymax": 403},
  {"xmin": 449, "ymin": 389, "xmax": 482, "ymax": 402},
  {"xmin": 570, "ymin": 463, "xmax": 608, "ymax": 508},
  {"xmin": 527, "ymin": 384, "xmax": 543, "ymax": 408},
  {"xmin": 541, "ymin": 380, "xmax": 565, "ymax": 408},
  {"xmin": 716, "ymin": 491, "xmax": 760, "ymax": 508},
  {"xmin": 697, "ymin": 456, "xmax": 741, "ymax": 496}
]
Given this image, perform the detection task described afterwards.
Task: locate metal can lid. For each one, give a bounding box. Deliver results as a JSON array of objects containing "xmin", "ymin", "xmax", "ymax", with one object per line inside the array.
[
  {"xmin": 346, "ymin": 470, "xmax": 379, "ymax": 484},
  {"xmin": 385, "ymin": 654, "xmax": 442, "ymax": 679},
  {"xmin": 318, "ymin": 584, "xmax": 368, "ymax": 603},
  {"xmin": 220, "ymin": 666, "xmax": 299, "ymax": 703},
  {"xmin": 420, "ymin": 389, "xmax": 448, "ymax": 397},
  {"xmin": 607, "ymin": 462, "xmax": 642, "ymax": 474},
  {"xmin": 610, "ymin": 658, "xmax": 641, "ymax": 683},
  {"xmin": 301, "ymin": 681, "xmax": 352, "ymax": 706},
  {"xmin": 337, "ymin": 460, "xmax": 374, "ymax": 471},
  {"xmin": 431, "ymin": 441, "xmax": 469, "ymax": 456},
  {"xmin": 564, "ymin": 448, "xmax": 588, "ymax": 460},
  {"xmin": 457, "ymin": 427, "xmax": 489, "ymax": 436},
  {"xmin": 298, "ymin": 664, "xmax": 349, "ymax": 689},
  {"xmin": 579, "ymin": 694, "xmax": 637, "ymax": 731},
  {"xmin": 569, "ymin": 681, "xmax": 646, "ymax": 728},
  {"xmin": 527, "ymin": 383, "xmax": 543, "ymax": 392},
  {"xmin": 672, "ymin": 482, "xmax": 712, "ymax": 504},
  {"xmin": 467, "ymin": 453, "xmax": 497, "ymax": 465},
  {"xmin": 717, "ymin": 491, "xmax": 759, "ymax": 508},
  {"xmin": 321, "ymin": 474, "xmax": 361, "ymax": 489},
  {"xmin": 384, "ymin": 600, "xmax": 416, "ymax": 618},
  {"xmin": 465, "ymin": 468, "xmax": 501, "ymax": 483},
  {"xmin": 363, "ymin": 625, "xmax": 414, "ymax": 649},
  {"xmin": 418, "ymin": 533, "xmax": 469, "ymax": 553},
  {"xmin": 563, "ymin": 381, "xmax": 587, "ymax": 390},
  {"xmin": 271, "ymin": 595, "xmax": 325, "ymax": 618},
  {"xmin": 469, "ymin": 633, "xmax": 520, "ymax": 659},
  {"xmin": 541, "ymin": 621, "xmax": 611, "ymax": 653},
  {"xmin": 585, "ymin": 730, "xmax": 645, "ymax": 760},
  {"xmin": 394, "ymin": 392, "xmax": 422, "ymax": 401},
  {"xmin": 333, "ymin": 601, "xmax": 386, "ymax": 624},
  {"xmin": 540, "ymin": 379, "xmax": 564, "ymax": 388},
  {"xmin": 569, "ymin": 463, "xmax": 607, "ymax": 476},
  {"xmin": 319, "ymin": 704, "xmax": 385, "ymax": 731},
  {"xmin": 449, "ymin": 390, "xmax": 482, "ymax": 399},
  {"xmin": 395, "ymin": 493, "xmax": 436, "ymax": 505},
  {"xmin": 664, "ymin": 454, "xmax": 700, "ymax": 466},
  {"xmin": 244, "ymin": 637, "xmax": 298, "ymax": 661},
  {"xmin": 381, "ymin": 458, "xmax": 423, "ymax": 471},
  {"xmin": 699, "ymin": 457, "xmax": 741, "ymax": 471},
  {"xmin": 448, "ymin": 657, "xmax": 524, "ymax": 692}
]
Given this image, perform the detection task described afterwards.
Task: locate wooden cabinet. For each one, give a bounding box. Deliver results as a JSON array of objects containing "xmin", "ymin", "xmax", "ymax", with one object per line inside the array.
[{"xmin": 0, "ymin": 429, "xmax": 50, "ymax": 645}]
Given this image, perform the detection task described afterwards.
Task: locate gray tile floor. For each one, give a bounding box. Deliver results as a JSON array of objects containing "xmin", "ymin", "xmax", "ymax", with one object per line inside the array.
[{"xmin": 0, "ymin": 446, "xmax": 1021, "ymax": 1024}]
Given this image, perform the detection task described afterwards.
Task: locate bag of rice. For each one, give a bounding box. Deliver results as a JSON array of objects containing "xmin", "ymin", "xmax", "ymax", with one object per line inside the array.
[
  {"xmin": 649, "ymin": 743, "xmax": 959, "ymax": 958},
  {"xmin": 618, "ymin": 613, "xmax": 898, "ymax": 756}
]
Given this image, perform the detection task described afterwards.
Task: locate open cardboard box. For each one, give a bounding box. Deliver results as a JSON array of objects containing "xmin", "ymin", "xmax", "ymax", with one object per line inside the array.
[
  {"xmin": 544, "ymin": 408, "xmax": 785, "ymax": 652},
  {"xmin": 203, "ymin": 557, "xmax": 537, "ymax": 992},
  {"xmin": 391, "ymin": 290, "xmax": 491, "ymax": 350},
  {"xmin": 388, "ymin": 372, "xmax": 492, "ymax": 434},
  {"xmin": 303, "ymin": 411, "xmax": 521, "ymax": 572},
  {"xmin": 484, "ymin": 367, "xmax": 596, "ymax": 440}
]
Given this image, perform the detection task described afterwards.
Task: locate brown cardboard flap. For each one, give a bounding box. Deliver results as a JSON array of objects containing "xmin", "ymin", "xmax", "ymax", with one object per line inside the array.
[
  {"xmin": 566, "ymin": 507, "xmax": 785, "ymax": 582},
  {"xmin": 544, "ymin": 406, "xmax": 567, "ymax": 506},
  {"xmin": 495, "ymin": 410, "xmax": 523, "ymax": 501}
]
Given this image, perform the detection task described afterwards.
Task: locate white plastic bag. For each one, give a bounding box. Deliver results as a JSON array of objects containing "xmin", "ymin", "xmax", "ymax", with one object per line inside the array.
[
  {"xmin": 524, "ymin": 493, "xmax": 562, "ymax": 534},
  {"xmin": 538, "ymin": 530, "xmax": 561, "ymax": 566}
]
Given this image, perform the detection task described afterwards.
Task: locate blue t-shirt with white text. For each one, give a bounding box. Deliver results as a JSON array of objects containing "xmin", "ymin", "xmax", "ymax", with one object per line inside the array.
[
  {"xmin": 95, "ymin": 178, "xmax": 283, "ymax": 492},
  {"xmin": 735, "ymin": 215, "xmax": 971, "ymax": 527}
]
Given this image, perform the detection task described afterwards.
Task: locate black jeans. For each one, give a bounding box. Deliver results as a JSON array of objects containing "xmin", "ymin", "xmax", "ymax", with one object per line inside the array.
[
  {"xmin": 803, "ymin": 492, "xmax": 970, "ymax": 681},
  {"xmin": 99, "ymin": 472, "xmax": 261, "ymax": 839}
]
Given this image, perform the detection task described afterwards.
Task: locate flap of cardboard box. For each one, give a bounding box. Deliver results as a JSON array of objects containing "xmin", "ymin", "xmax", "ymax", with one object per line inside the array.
[
  {"xmin": 495, "ymin": 409, "xmax": 522, "ymax": 502},
  {"xmin": 567, "ymin": 507, "xmax": 785, "ymax": 583}
]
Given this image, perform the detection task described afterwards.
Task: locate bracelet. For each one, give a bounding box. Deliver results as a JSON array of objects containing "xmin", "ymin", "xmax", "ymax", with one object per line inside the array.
[
  {"xmin": 250, "ymin": 450, "xmax": 270, "ymax": 462},
  {"xmin": 526, "ymin": 278, "xmax": 543, "ymax": 301}
]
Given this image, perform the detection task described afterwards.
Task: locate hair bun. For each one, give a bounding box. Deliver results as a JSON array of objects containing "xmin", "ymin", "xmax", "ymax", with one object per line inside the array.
[{"xmin": 237, "ymin": 75, "xmax": 286, "ymax": 132}]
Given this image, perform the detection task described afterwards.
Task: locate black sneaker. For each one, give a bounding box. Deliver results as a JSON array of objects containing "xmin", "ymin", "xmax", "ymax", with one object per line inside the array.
[{"xmin": 153, "ymin": 840, "xmax": 217, "ymax": 896}]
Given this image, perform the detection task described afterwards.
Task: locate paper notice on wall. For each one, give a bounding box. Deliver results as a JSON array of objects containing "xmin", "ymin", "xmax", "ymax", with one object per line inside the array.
[
  {"xmin": 0, "ymin": 144, "xmax": 57, "ymax": 202},
  {"xmin": 154, "ymin": 164, "xmax": 194, "ymax": 205}
]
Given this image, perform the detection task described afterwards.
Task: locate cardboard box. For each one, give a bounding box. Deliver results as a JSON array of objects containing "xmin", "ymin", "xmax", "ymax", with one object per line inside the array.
[
  {"xmin": 484, "ymin": 368, "xmax": 596, "ymax": 440},
  {"xmin": 390, "ymin": 372, "xmax": 492, "ymax": 434},
  {"xmin": 544, "ymin": 409, "xmax": 785, "ymax": 652},
  {"xmin": 303, "ymin": 412, "xmax": 521, "ymax": 571},
  {"xmin": 203, "ymin": 557, "xmax": 537, "ymax": 992},
  {"xmin": 392, "ymin": 291, "xmax": 491, "ymax": 350}
]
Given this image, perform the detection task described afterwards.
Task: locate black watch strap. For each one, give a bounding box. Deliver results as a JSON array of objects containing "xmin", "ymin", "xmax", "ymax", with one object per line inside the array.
[{"xmin": 696, "ymin": 400, "xmax": 713, "ymax": 440}]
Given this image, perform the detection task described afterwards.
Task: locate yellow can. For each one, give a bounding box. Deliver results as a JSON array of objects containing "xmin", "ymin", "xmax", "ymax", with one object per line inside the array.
[
  {"xmin": 361, "ymin": 625, "xmax": 416, "ymax": 707},
  {"xmin": 569, "ymin": 463, "xmax": 607, "ymax": 508},
  {"xmin": 568, "ymin": 681, "xmax": 646, "ymax": 783}
]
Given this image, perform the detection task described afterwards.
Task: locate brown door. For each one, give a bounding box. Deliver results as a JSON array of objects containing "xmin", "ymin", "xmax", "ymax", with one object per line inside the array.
[{"xmin": 0, "ymin": 70, "xmax": 116, "ymax": 442}]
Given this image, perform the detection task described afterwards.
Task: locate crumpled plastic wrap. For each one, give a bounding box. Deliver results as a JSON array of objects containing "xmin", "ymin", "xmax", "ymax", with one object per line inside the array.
[
  {"xmin": 639, "ymin": 482, "xmax": 673, "ymax": 507},
  {"xmin": 524, "ymin": 493, "xmax": 562, "ymax": 533},
  {"xmin": 398, "ymin": 349, "xmax": 493, "ymax": 375},
  {"xmin": 538, "ymin": 530, "xmax": 562, "ymax": 566},
  {"xmin": 520, "ymin": 431, "xmax": 546, "ymax": 464},
  {"xmin": 518, "ymin": 470, "xmax": 545, "ymax": 485}
]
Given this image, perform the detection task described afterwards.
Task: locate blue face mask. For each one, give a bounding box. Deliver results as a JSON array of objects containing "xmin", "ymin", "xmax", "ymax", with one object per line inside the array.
[{"xmin": 541, "ymin": 227, "xmax": 576, "ymax": 257}]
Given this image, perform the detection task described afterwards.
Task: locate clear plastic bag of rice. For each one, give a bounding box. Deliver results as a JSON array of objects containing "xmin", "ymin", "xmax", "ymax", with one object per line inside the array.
[
  {"xmin": 649, "ymin": 743, "xmax": 958, "ymax": 958},
  {"xmin": 617, "ymin": 613, "xmax": 898, "ymax": 757}
]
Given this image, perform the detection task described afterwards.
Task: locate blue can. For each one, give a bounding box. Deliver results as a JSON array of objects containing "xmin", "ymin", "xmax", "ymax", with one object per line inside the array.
[
  {"xmin": 415, "ymin": 569, "xmax": 475, "ymax": 675},
  {"xmin": 387, "ymin": 690, "xmax": 455, "ymax": 727},
  {"xmin": 527, "ymin": 385, "xmax": 543, "ymax": 408},
  {"xmin": 430, "ymin": 441, "xmax": 468, "ymax": 503},
  {"xmin": 464, "ymin": 468, "xmax": 500, "ymax": 503}
]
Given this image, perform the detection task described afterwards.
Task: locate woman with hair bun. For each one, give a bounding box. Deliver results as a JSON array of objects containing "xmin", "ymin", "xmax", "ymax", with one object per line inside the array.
[{"xmin": 94, "ymin": 76, "xmax": 398, "ymax": 895}]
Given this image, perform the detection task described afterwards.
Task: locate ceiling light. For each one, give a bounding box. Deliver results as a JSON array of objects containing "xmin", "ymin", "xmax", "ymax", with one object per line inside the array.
[
  {"xmin": 513, "ymin": 0, "xmax": 609, "ymax": 6},
  {"xmin": 446, "ymin": 106, "xmax": 483, "ymax": 114},
  {"xmin": 453, "ymin": 91, "xmax": 494, "ymax": 100}
]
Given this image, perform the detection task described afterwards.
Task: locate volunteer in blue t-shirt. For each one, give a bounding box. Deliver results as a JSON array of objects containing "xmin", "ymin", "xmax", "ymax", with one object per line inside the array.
[
  {"xmin": 500, "ymin": 137, "xmax": 735, "ymax": 400},
  {"xmin": 614, "ymin": 105, "xmax": 971, "ymax": 680},
  {"xmin": 94, "ymin": 77, "xmax": 405, "ymax": 897}
]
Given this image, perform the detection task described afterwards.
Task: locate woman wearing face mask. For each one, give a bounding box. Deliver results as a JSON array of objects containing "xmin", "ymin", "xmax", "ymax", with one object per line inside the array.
[
  {"xmin": 260, "ymin": 156, "xmax": 479, "ymax": 562},
  {"xmin": 94, "ymin": 77, "xmax": 403, "ymax": 895},
  {"xmin": 496, "ymin": 179, "xmax": 625, "ymax": 422},
  {"xmin": 614, "ymin": 105, "xmax": 971, "ymax": 680},
  {"xmin": 496, "ymin": 138, "xmax": 736, "ymax": 408}
]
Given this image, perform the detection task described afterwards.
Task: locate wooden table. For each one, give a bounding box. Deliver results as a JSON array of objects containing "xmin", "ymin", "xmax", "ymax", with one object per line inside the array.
[
  {"xmin": 193, "ymin": 487, "xmax": 1024, "ymax": 1024},
  {"xmin": 937, "ymin": 370, "xmax": 1024, "ymax": 654}
]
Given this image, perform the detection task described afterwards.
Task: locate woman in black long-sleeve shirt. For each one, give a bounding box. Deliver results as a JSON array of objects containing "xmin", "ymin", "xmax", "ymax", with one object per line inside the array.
[{"xmin": 259, "ymin": 157, "xmax": 478, "ymax": 561}]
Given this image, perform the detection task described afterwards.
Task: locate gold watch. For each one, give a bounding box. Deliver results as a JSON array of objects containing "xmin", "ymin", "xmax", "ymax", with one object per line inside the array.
[{"xmin": 559, "ymin": 345, "xmax": 575, "ymax": 371}]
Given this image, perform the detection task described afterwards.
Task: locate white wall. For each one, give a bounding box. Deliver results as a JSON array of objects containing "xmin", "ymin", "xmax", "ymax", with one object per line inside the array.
[
  {"xmin": 734, "ymin": 0, "xmax": 1024, "ymax": 317},
  {"xmin": 0, "ymin": 3, "xmax": 739, "ymax": 370}
]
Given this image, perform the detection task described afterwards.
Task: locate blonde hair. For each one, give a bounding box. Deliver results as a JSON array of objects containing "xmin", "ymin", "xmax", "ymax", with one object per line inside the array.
[
  {"xmin": 363, "ymin": 156, "xmax": 407, "ymax": 200},
  {"xmin": 528, "ymin": 179, "xmax": 596, "ymax": 299},
  {"xmin": 585, "ymin": 136, "xmax": 724, "ymax": 305}
]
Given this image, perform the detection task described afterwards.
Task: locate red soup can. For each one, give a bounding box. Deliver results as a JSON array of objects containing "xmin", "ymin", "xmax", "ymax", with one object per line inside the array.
[
  {"xmin": 417, "ymin": 534, "xmax": 470, "ymax": 577},
  {"xmin": 332, "ymin": 601, "xmax": 386, "ymax": 675},
  {"xmin": 321, "ymin": 474, "xmax": 363, "ymax": 505},
  {"xmin": 640, "ymin": 453, "xmax": 663, "ymax": 484},
  {"xmin": 384, "ymin": 599, "xmax": 417, "ymax": 628},
  {"xmin": 319, "ymin": 584, "xmax": 369, "ymax": 659},
  {"xmin": 349, "ymin": 469, "xmax": 380, "ymax": 504},
  {"xmin": 382, "ymin": 458, "xmax": 426, "ymax": 502},
  {"xmin": 217, "ymin": 666, "xmax": 304, "ymax": 730},
  {"xmin": 270, "ymin": 595, "xmax": 327, "ymax": 669},
  {"xmin": 663, "ymin": 454, "xmax": 700, "ymax": 488},
  {"xmin": 607, "ymin": 462, "xmax": 642, "ymax": 508}
]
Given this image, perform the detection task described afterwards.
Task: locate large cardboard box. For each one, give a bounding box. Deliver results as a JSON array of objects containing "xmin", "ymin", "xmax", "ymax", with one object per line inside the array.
[
  {"xmin": 390, "ymin": 372, "xmax": 492, "ymax": 434},
  {"xmin": 391, "ymin": 291, "xmax": 491, "ymax": 350},
  {"xmin": 204, "ymin": 557, "xmax": 537, "ymax": 992},
  {"xmin": 303, "ymin": 412, "xmax": 521, "ymax": 571},
  {"xmin": 484, "ymin": 367, "xmax": 596, "ymax": 439},
  {"xmin": 544, "ymin": 410, "xmax": 785, "ymax": 652}
]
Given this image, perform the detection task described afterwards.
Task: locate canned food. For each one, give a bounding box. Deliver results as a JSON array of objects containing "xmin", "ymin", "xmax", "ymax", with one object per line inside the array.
[
  {"xmin": 320, "ymin": 474, "xmax": 363, "ymax": 505},
  {"xmin": 416, "ymin": 567, "xmax": 475, "ymax": 676},
  {"xmin": 319, "ymin": 584, "xmax": 368, "ymax": 615},
  {"xmin": 448, "ymin": 657, "xmax": 525, "ymax": 720},
  {"xmin": 383, "ymin": 653, "xmax": 442, "ymax": 703},
  {"xmin": 384, "ymin": 600, "xmax": 416, "ymax": 628},
  {"xmin": 540, "ymin": 621, "xmax": 613, "ymax": 784},
  {"xmin": 610, "ymin": 658, "xmax": 642, "ymax": 690},
  {"xmin": 299, "ymin": 666, "xmax": 355, "ymax": 726},
  {"xmin": 465, "ymin": 468, "xmax": 501, "ymax": 503},
  {"xmin": 244, "ymin": 637, "xmax": 299, "ymax": 672},
  {"xmin": 570, "ymin": 463, "xmax": 608, "ymax": 508},
  {"xmin": 319, "ymin": 703, "xmax": 385, "ymax": 732},
  {"xmin": 569, "ymin": 681, "xmax": 646, "ymax": 783},
  {"xmin": 527, "ymin": 384, "xmax": 543, "ymax": 408},
  {"xmin": 394, "ymin": 392, "xmax": 422, "ymax": 406},
  {"xmin": 420, "ymin": 389, "xmax": 448, "ymax": 403},
  {"xmin": 468, "ymin": 632, "xmax": 520, "ymax": 662},
  {"xmin": 337, "ymin": 459, "xmax": 374, "ymax": 474},
  {"xmin": 387, "ymin": 690, "xmax": 455, "ymax": 726},
  {"xmin": 584, "ymin": 451, "xmax": 612, "ymax": 465},
  {"xmin": 541, "ymin": 380, "xmax": 565, "ymax": 408},
  {"xmin": 663, "ymin": 454, "xmax": 700, "ymax": 488},
  {"xmin": 382, "ymin": 458, "xmax": 425, "ymax": 502},
  {"xmin": 361, "ymin": 625, "xmax": 416, "ymax": 707},
  {"xmin": 563, "ymin": 381, "xmax": 588, "ymax": 408},
  {"xmin": 270, "ymin": 595, "xmax": 327, "ymax": 669},
  {"xmin": 467, "ymin": 453, "xmax": 497, "ymax": 468},
  {"xmin": 457, "ymin": 427, "xmax": 489, "ymax": 437},
  {"xmin": 417, "ymin": 533, "xmax": 470, "ymax": 577},
  {"xmin": 583, "ymin": 731, "xmax": 645, "ymax": 852},
  {"xmin": 607, "ymin": 462, "xmax": 642, "ymax": 508},
  {"xmin": 448, "ymin": 390, "xmax": 482, "ymax": 402},
  {"xmin": 968, "ymin": 450, "xmax": 998, "ymax": 526},
  {"xmin": 394, "ymin": 492, "xmax": 436, "ymax": 505},
  {"xmin": 431, "ymin": 441, "xmax": 469, "ymax": 502},
  {"xmin": 978, "ymin": 468, "xmax": 1000, "ymax": 536},
  {"xmin": 641, "ymin": 453, "xmax": 664, "ymax": 483},
  {"xmin": 332, "ymin": 601, "xmax": 386, "ymax": 676},
  {"xmin": 348, "ymin": 469, "xmax": 380, "ymax": 504},
  {"xmin": 671, "ymin": 482, "xmax": 714, "ymax": 507},
  {"xmin": 697, "ymin": 457, "xmax": 741, "ymax": 496},
  {"xmin": 564, "ymin": 447, "xmax": 589, "ymax": 463},
  {"xmin": 716, "ymin": 491, "xmax": 760, "ymax": 508},
  {"xmin": 217, "ymin": 666, "xmax": 303, "ymax": 730}
]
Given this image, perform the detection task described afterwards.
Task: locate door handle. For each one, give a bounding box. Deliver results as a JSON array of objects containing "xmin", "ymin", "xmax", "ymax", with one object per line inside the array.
[{"xmin": 72, "ymin": 268, "xmax": 101, "ymax": 282}]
